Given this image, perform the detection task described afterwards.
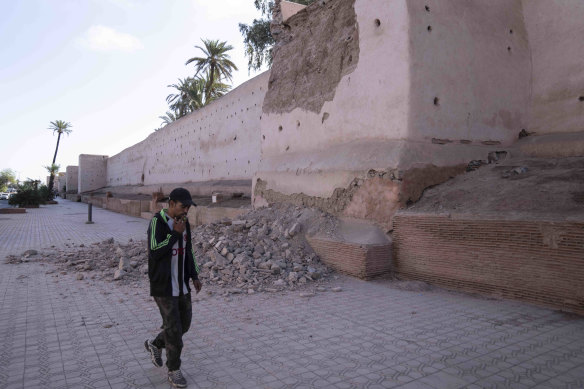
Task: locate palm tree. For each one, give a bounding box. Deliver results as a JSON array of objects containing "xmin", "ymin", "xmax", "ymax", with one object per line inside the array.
[
  {"xmin": 159, "ymin": 110, "xmax": 180, "ymax": 126},
  {"xmin": 185, "ymin": 39, "xmax": 238, "ymax": 102},
  {"xmin": 164, "ymin": 73, "xmax": 231, "ymax": 126},
  {"xmin": 47, "ymin": 120, "xmax": 72, "ymax": 193},
  {"xmin": 166, "ymin": 77, "xmax": 204, "ymax": 117}
]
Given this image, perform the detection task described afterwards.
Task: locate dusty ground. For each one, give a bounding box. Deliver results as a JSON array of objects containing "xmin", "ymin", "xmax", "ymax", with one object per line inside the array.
[{"xmin": 407, "ymin": 156, "xmax": 584, "ymax": 219}]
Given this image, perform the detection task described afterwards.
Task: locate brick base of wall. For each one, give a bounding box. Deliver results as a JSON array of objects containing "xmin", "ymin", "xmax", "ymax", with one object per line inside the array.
[
  {"xmin": 393, "ymin": 212, "xmax": 584, "ymax": 314},
  {"xmin": 0, "ymin": 208, "xmax": 26, "ymax": 214},
  {"xmin": 307, "ymin": 236, "xmax": 392, "ymax": 279}
]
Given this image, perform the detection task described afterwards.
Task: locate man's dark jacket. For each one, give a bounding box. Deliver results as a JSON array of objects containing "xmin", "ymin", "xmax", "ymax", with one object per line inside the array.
[{"xmin": 147, "ymin": 209, "xmax": 199, "ymax": 297}]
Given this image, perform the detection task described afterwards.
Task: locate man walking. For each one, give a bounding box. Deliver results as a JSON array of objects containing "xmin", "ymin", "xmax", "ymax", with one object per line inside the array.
[{"xmin": 144, "ymin": 188, "xmax": 202, "ymax": 388}]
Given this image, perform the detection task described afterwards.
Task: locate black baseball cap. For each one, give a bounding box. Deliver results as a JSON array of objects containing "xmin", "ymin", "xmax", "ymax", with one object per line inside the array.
[{"xmin": 169, "ymin": 188, "xmax": 196, "ymax": 207}]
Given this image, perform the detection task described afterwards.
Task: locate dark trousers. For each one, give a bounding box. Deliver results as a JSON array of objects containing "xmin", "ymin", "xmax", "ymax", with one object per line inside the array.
[{"xmin": 152, "ymin": 293, "xmax": 192, "ymax": 371}]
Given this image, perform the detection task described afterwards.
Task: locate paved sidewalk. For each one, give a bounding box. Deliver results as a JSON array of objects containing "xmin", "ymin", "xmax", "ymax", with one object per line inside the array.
[
  {"xmin": 0, "ymin": 199, "xmax": 149, "ymax": 257},
  {"xmin": 1, "ymin": 201, "xmax": 584, "ymax": 389}
]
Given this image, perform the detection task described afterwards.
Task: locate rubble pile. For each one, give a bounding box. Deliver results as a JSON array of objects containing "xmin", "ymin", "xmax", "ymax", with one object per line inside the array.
[
  {"xmin": 192, "ymin": 203, "xmax": 338, "ymax": 291},
  {"xmin": 5, "ymin": 239, "xmax": 148, "ymax": 284},
  {"xmin": 5, "ymin": 204, "xmax": 340, "ymax": 293}
]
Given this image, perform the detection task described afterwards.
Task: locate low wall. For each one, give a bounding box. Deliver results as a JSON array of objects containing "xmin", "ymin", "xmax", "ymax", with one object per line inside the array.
[
  {"xmin": 393, "ymin": 212, "xmax": 584, "ymax": 314},
  {"xmin": 307, "ymin": 236, "xmax": 392, "ymax": 279}
]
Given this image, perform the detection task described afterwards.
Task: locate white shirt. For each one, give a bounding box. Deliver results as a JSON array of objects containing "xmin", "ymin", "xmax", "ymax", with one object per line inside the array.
[{"xmin": 166, "ymin": 217, "xmax": 189, "ymax": 296}]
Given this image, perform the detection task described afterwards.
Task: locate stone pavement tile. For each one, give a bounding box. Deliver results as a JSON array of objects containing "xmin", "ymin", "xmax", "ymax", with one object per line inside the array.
[
  {"xmin": 3, "ymin": 248, "xmax": 584, "ymax": 389},
  {"xmin": 416, "ymin": 371, "xmax": 470, "ymax": 389},
  {"xmin": 0, "ymin": 199, "xmax": 149, "ymax": 258}
]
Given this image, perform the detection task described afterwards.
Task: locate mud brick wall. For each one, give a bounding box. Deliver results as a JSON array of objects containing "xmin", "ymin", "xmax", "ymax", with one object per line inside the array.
[
  {"xmin": 307, "ymin": 237, "xmax": 392, "ymax": 279},
  {"xmin": 393, "ymin": 213, "xmax": 584, "ymax": 314}
]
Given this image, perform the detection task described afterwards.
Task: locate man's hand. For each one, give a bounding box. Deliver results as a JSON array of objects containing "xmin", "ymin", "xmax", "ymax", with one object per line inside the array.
[
  {"xmin": 192, "ymin": 279, "xmax": 202, "ymax": 294},
  {"xmin": 173, "ymin": 217, "xmax": 186, "ymax": 234}
]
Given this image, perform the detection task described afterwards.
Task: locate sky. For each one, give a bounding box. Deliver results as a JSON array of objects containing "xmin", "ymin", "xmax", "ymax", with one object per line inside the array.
[{"xmin": 0, "ymin": 0, "xmax": 266, "ymax": 183}]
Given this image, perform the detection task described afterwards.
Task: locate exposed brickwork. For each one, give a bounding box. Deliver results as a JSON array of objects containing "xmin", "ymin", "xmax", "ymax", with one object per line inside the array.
[
  {"xmin": 307, "ymin": 237, "xmax": 392, "ymax": 279},
  {"xmin": 393, "ymin": 212, "xmax": 584, "ymax": 314}
]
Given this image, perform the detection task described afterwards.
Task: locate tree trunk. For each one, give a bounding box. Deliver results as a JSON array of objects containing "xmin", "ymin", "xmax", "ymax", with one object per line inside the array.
[
  {"xmin": 52, "ymin": 132, "xmax": 61, "ymax": 164},
  {"xmin": 48, "ymin": 132, "xmax": 61, "ymax": 192},
  {"xmin": 48, "ymin": 174, "xmax": 55, "ymax": 193},
  {"xmin": 205, "ymin": 64, "xmax": 215, "ymax": 103}
]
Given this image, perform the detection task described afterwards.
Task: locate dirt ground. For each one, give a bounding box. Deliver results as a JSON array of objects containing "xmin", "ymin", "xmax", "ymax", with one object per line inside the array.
[{"xmin": 407, "ymin": 156, "xmax": 584, "ymax": 219}]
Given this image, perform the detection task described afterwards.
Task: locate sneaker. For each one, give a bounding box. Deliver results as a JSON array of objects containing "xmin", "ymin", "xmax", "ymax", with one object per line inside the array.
[
  {"xmin": 144, "ymin": 339, "xmax": 163, "ymax": 368},
  {"xmin": 168, "ymin": 369, "xmax": 187, "ymax": 388}
]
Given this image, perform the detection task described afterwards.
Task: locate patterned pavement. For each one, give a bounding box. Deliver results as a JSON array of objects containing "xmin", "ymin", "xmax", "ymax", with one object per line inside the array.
[{"xmin": 1, "ymin": 200, "xmax": 584, "ymax": 389}]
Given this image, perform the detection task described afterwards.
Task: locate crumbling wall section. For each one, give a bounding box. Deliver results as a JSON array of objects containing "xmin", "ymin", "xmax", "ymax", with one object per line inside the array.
[
  {"xmin": 264, "ymin": 0, "xmax": 359, "ymax": 114},
  {"xmin": 79, "ymin": 154, "xmax": 108, "ymax": 193},
  {"xmin": 255, "ymin": 164, "xmax": 466, "ymax": 231}
]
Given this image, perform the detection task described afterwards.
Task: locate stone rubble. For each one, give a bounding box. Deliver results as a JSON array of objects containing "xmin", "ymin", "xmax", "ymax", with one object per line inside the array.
[{"xmin": 5, "ymin": 203, "xmax": 340, "ymax": 294}]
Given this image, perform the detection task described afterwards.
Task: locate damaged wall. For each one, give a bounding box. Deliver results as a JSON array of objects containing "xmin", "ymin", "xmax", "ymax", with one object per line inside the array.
[
  {"xmin": 255, "ymin": 0, "xmax": 412, "ymax": 226},
  {"xmin": 106, "ymin": 71, "xmax": 269, "ymax": 189},
  {"xmin": 254, "ymin": 0, "xmax": 515, "ymax": 228}
]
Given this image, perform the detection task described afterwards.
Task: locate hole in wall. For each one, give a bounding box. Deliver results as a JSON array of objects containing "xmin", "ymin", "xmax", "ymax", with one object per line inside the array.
[
  {"xmin": 233, "ymin": 136, "xmax": 237, "ymax": 141},
  {"xmin": 425, "ymin": 5, "xmax": 430, "ymax": 12},
  {"xmin": 509, "ymin": 29, "xmax": 513, "ymax": 34},
  {"xmin": 374, "ymin": 19, "xmax": 381, "ymax": 27},
  {"xmin": 578, "ymin": 96, "xmax": 584, "ymax": 102},
  {"xmin": 433, "ymin": 97, "xmax": 440, "ymax": 106},
  {"xmin": 285, "ymin": 146, "xmax": 290, "ymax": 151},
  {"xmin": 278, "ymin": 125, "xmax": 283, "ymax": 132},
  {"xmin": 296, "ymin": 120, "xmax": 301, "ymax": 127},
  {"xmin": 427, "ymin": 25, "xmax": 432, "ymax": 32},
  {"xmin": 507, "ymin": 46, "xmax": 511, "ymax": 52},
  {"xmin": 263, "ymin": 135, "xmax": 265, "ymax": 140}
]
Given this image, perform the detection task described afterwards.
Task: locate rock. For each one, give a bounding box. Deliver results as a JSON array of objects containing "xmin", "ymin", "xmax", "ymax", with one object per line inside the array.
[
  {"xmin": 247, "ymin": 288, "xmax": 255, "ymax": 294},
  {"xmin": 102, "ymin": 238, "xmax": 114, "ymax": 244},
  {"xmin": 513, "ymin": 166, "xmax": 528, "ymax": 175},
  {"xmin": 208, "ymin": 250, "xmax": 227, "ymax": 266},
  {"xmin": 288, "ymin": 222, "xmax": 302, "ymax": 237},
  {"xmin": 221, "ymin": 247, "xmax": 229, "ymax": 256},
  {"xmin": 288, "ymin": 272, "xmax": 298, "ymax": 282},
  {"xmin": 232, "ymin": 220, "xmax": 246, "ymax": 232},
  {"xmin": 299, "ymin": 292, "xmax": 315, "ymax": 298},
  {"xmin": 76, "ymin": 274, "xmax": 84, "ymax": 280},
  {"xmin": 114, "ymin": 269, "xmax": 125, "ymax": 280},
  {"xmin": 273, "ymin": 279, "xmax": 286, "ymax": 287},
  {"xmin": 226, "ymin": 253, "xmax": 235, "ymax": 262},
  {"xmin": 331, "ymin": 287, "xmax": 342, "ymax": 292},
  {"xmin": 232, "ymin": 254, "xmax": 248, "ymax": 265},
  {"xmin": 271, "ymin": 267, "xmax": 281, "ymax": 275},
  {"xmin": 258, "ymin": 261, "xmax": 272, "ymax": 270},
  {"xmin": 118, "ymin": 257, "xmax": 130, "ymax": 271},
  {"xmin": 316, "ymin": 286, "xmax": 327, "ymax": 292},
  {"xmin": 252, "ymin": 251, "xmax": 262, "ymax": 259},
  {"xmin": 129, "ymin": 261, "xmax": 138, "ymax": 269},
  {"xmin": 310, "ymin": 272, "xmax": 322, "ymax": 280},
  {"xmin": 293, "ymin": 264, "xmax": 304, "ymax": 272},
  {"xmin": 23, "ymin": 249, "xmax": 38, "ymax": 257}
]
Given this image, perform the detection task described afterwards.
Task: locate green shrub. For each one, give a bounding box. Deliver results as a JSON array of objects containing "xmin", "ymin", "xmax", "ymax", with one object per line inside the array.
[
  {"xmin": 9, "ymin": 188, "xmax": 43, "ymax": 207},
  {"xmin": 39, "ymin": 184, "xmax": 54, "ymax": 202}
]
